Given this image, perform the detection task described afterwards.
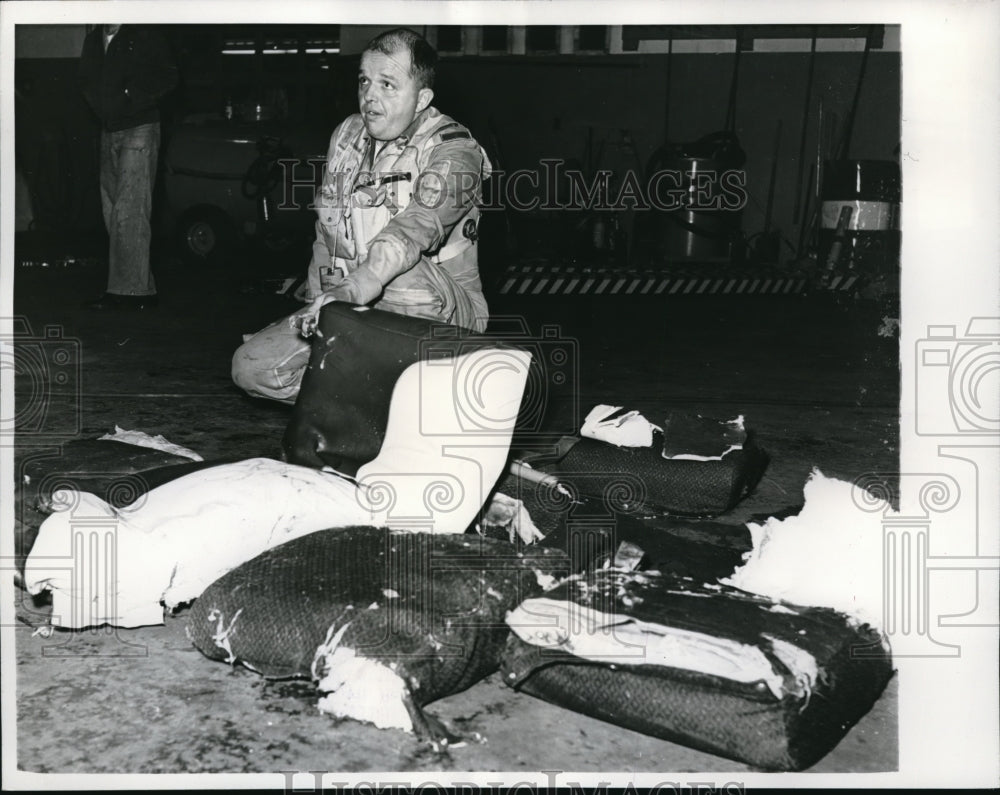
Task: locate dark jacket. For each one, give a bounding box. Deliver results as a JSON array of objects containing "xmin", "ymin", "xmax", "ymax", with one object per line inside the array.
[{"xmin": 80, "ymin": 25, "xmax": 178, "ymax": 132}]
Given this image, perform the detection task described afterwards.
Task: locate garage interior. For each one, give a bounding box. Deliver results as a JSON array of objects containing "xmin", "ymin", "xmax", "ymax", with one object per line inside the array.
[{"xmin": 9, "ymin": 21, "xmax": 909, "ymax": 776}]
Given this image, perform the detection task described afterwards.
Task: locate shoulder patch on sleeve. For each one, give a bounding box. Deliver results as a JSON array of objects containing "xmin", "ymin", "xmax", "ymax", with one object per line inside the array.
[{"xmin": 439, "ymin": 130, "xmax": 472, "ymax": 142}]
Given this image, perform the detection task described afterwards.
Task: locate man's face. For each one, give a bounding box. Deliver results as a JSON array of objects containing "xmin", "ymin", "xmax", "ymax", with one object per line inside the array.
[{"xmin": 358, "ymin": 48, "xmax": 433, "ymax": 142}]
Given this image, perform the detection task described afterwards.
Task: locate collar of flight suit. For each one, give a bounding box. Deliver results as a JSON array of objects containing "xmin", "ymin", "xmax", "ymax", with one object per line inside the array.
[{"xmin": 361, "ymin": 107, "xmax": 434, "ymax": 167}]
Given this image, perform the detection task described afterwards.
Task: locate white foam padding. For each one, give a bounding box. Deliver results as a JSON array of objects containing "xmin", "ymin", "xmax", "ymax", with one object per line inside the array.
[
  {"xmin": 23, "ymin": 348, "xmax": 531, "ymax": 630},
  {"xmin": 722, "ymin": 470, "xmax": 890, "ymax": 630},
  {"xmin": 356, "ymin": 347, "xmax": 532, "ymax": 536},
  {"xmin": 23, "ymin": 459, "xmax": 369, "ymax": 629}
]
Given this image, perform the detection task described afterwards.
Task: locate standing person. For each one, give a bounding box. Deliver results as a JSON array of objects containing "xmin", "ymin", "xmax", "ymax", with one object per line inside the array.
[
  {"xmin": 232, "ymin": 27, "xmax": 491, "ymax": 403},
  {"xmin": 80, "ymin": 24, "xmax": 178, "ymax": 310}
]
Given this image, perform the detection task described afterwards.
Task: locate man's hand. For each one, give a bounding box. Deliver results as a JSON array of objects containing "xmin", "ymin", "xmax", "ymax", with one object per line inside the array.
[
  {"xmin": 292, "ymin": 279, "xmax": 312, "ymax": 303},
  {"xmin": 289, "ymin": 292, "xmax": 337, "ymax": 338}
]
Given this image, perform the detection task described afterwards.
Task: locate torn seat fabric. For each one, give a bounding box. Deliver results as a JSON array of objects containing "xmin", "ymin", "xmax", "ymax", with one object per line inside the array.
[
  {"xmin": 536, "ymin": 411, "xmax": 770, "ymax": 517},
  {"xmin": 187, "ymin": 526, "xmax": 571, "ymax": 733},
  {"xmin": 17, "ymin": 439, "xmax": 228, "ymax": 567},
  {"xmin": 282, "ymin": 302, "xmax": 530, "ymax": 477},
  {"xmin": 22, "ymin": 458, "xmax": 369, "ymax": 628},
  {"xmin": 23, "ymin": 342, "xmax": 534, "ymax": 629},
  {"xmin": 489, "ymin": 468, "xmax": 752, "ymax": 582},
  {"xmin": 20, "ymin": 439, "xmax": 223, "ymax": 512},
  {"xmin": 501, "ymin": 570, "xmax": 893, "ymax": 771}
]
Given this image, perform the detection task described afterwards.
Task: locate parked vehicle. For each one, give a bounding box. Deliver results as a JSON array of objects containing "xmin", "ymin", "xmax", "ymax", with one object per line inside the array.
[{"xmin": 162, "ymin": 110, "xmax": 329, "ymax": 266}]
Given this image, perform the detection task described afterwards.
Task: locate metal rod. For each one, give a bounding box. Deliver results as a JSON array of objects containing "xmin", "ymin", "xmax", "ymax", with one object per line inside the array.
[
  {"xmin": 663, "ymin": 33, "xmax": 673, "ymax": 144},
  {"xmin": 837, "ymin": 25, "xmax": 874, "ymax": 160},
  {"xmin": 816, "ymin": 98, "xmax": 824, "ymax": 202},
  {"xmin": 724, "ymin": 29, "xmax": 743, "ymax": 132},
  {"xmin": 764, "ymin": 119, "xmax": 782, "ymax": 234},
  {"xmin": 509, "ymin": 460, "xmax": 563, "ymax": 489},
  {"xmin": 820, "ymin": 205, "xmax": 854, "ymax": 287},
  {"xmin": 792, "ymin": 30, "xmax": 817, "ymax": 224},
  {"xmin": 796, "ymin": 162, "xmax": 816, "ymax": 258}
]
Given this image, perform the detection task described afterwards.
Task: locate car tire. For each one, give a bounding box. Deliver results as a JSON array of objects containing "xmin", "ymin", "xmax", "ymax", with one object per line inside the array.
[{"xmin": 175, "ymin": 207, "xmax": 237, "ymax": 267}]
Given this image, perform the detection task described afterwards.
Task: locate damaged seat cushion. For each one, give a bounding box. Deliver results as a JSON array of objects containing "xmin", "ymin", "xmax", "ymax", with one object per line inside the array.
[
  {"xmin": 23, "ymin": 458, "xmax": 369, "ymax": 629},
  {"xmin": 20, "ymin": 438, "xmax": 221, "ymax": 513},
  {"xmin": 489, "ymin": 467, "xmax": 753, "ymax": 581},
  {"xmin": 283, "ymin": 303, "xmax": 532, "ymax": 477},
  {"xmin": 537, "ymin": 411, "xmax": 769, "ymax": 517},
  {"xmin": 23, "ymin": 345, "xmax": 536, "ymax": 629},
  {"xmin": 17, "ymin": 438, "xmax": 227, "ymax": 568},
  {"xmin": 354, "ymin": 346, "xmax": 533, "ymax": 536},
  {"xmin": 501, "ymin": 569, "xmax": 893, "ymax": 771},
  {"xmin": 187, "ymin": 526, "xmax": 571, "ymax": 736}
]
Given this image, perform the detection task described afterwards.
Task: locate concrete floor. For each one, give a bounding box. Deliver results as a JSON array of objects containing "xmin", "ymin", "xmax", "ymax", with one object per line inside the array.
[{"xmin": 10, "ymin": 231, "xmax": 899, "ymax": 776}]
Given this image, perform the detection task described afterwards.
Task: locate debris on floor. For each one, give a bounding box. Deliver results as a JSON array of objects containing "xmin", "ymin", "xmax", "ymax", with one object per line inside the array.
[{"xmin": 97, "ymin": 426, "xmax": 204, "ymax": 461}]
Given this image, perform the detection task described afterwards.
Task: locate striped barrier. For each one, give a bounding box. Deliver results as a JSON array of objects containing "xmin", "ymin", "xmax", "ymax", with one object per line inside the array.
[{"xmin": 494, "ymin": 264, "xmax": 860, "ymax": 297}]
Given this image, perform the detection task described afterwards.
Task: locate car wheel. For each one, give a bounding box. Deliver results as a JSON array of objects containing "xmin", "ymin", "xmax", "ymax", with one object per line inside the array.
[{"xmin": 175, "ymin": 207, "xmax": 237, "ymax": 266}]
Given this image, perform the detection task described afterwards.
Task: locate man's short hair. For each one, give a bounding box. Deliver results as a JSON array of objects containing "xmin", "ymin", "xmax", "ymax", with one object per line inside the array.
[{"xmin": 363, "ymin": 28, "xmax": 437, "ymax": 90}]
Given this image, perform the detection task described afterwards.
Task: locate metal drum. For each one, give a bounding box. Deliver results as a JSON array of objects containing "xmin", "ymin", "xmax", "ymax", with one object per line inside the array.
[
  {"xmin": 641, "ymin": 132, "xmax": 747, "ymax": 265},
  {"xmin": 818, "ymin": 159, "xmax": 901, "ymax": 279},
  {"xmin": 662, "ymin": 155, "xmax": 744, "ymax": 262}
]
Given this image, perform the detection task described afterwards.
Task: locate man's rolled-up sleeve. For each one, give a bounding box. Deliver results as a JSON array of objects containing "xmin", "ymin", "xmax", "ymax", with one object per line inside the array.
[
  {"xmin": 302, "ymin": 221, "xmax": 333, "ymax": 301},
  {"xmin": 327, "ymin": 137, "xmax": 485, "ymax": 305}
]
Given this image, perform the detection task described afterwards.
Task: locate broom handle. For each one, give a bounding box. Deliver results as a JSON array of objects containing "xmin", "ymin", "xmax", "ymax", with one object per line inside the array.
[{"xmin": 792, "ymin": 31, "xmax": 817, "ymax": 224}]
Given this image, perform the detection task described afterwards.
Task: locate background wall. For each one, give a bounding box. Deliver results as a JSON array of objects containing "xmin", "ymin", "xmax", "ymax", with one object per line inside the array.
[
  {"xmin": 13, "ymin": 23, "xmax": 900, "ymax": 268},
  {"xmin": 14, "ymin": 24, "xmax": 87, "ymax": 58},
  {"xmin": 14, "ymin": 25, "xmax": 97, "ymax": 230},
  {"xmin": 433, "ymin": 50, "xmax": 900, "ymax": 260}
]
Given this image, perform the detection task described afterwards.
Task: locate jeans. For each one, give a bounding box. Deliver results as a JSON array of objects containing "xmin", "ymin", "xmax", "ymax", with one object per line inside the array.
[{"xmin": 100, "ymin": 122, "xmax": 159, "ymax": 296}]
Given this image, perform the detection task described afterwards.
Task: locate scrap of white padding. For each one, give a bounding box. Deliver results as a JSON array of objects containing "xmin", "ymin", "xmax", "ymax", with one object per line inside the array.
[
  {"xmin": 478, "ymin": 492, "xmax": 544, "ymax": 544},
  {"xmin": 312, "ymin": 623, "xmax": 413, "ymax": 732},
  {"xmin": 877, "ymin": 316, "xmax": 900, "ymax": 337},
  {"xmin": 99, "ymin": 426, "xmax": 203, "ymax": 461},
  {"xmin": 506, "ymin": 597, "xmax": 790, "ymax": 698},
  {"xmin": 722, "ymin": 469, "xmax": 889, "ymax": 631},
  {"xmin": 581, "ymin": 404, "xmax": 657, "ymax": 448}
]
